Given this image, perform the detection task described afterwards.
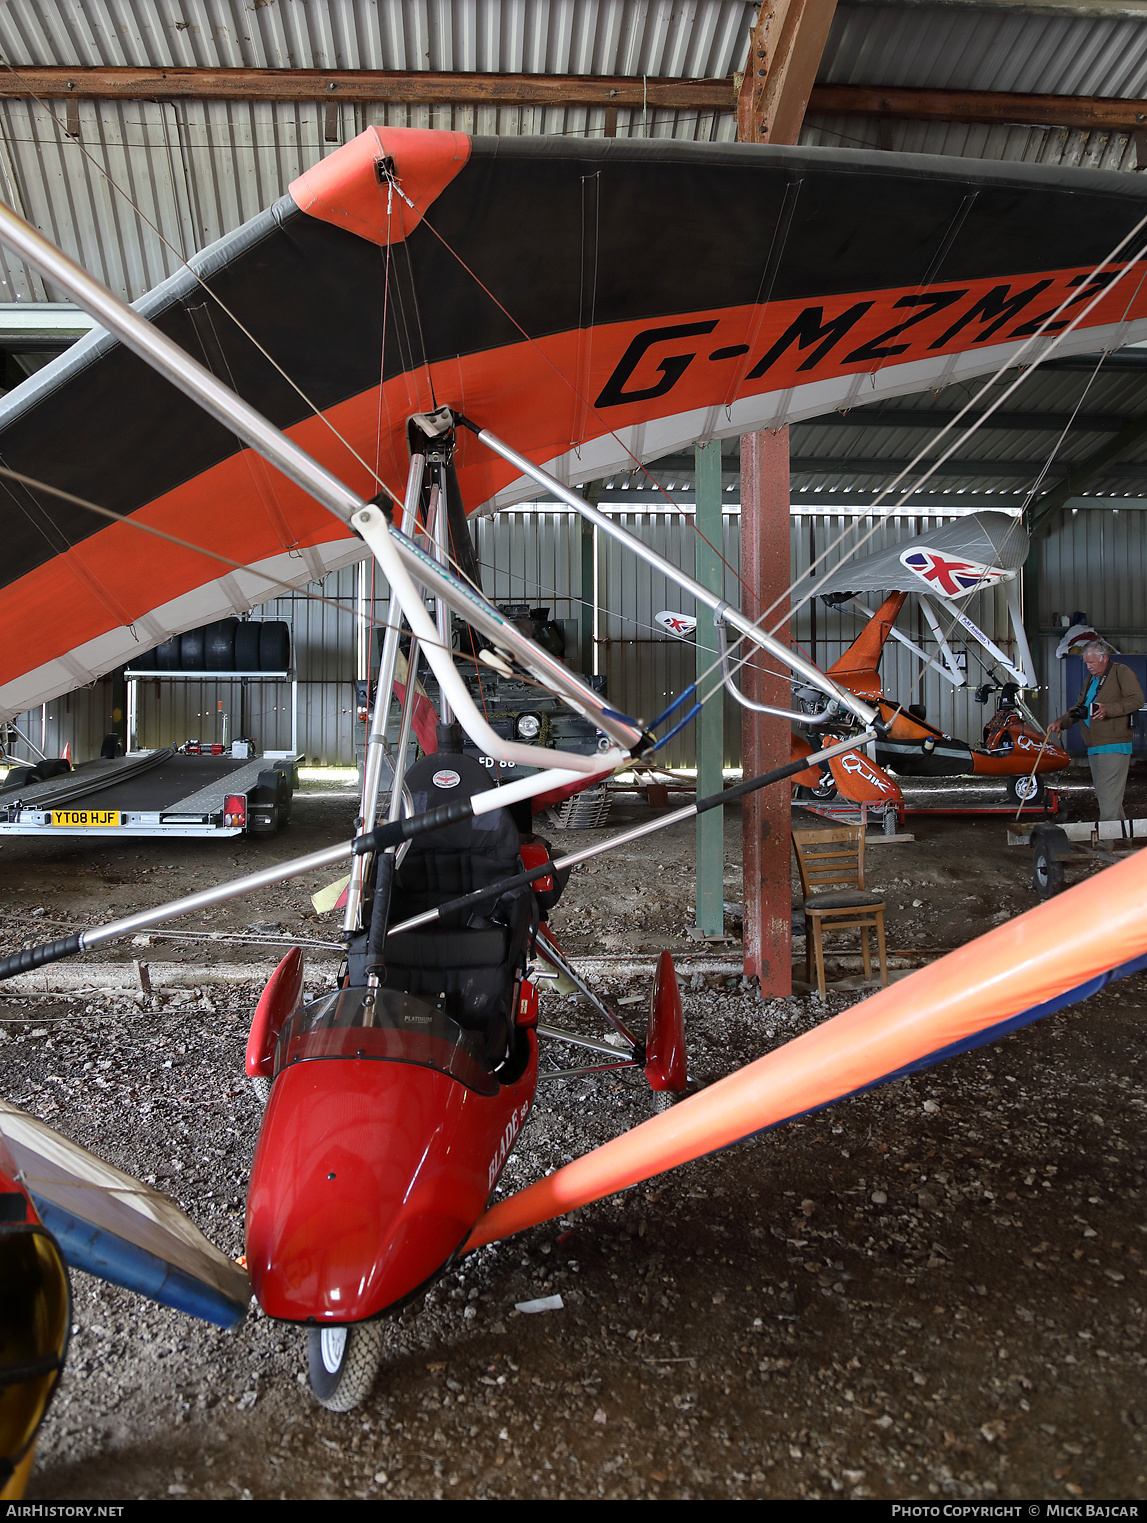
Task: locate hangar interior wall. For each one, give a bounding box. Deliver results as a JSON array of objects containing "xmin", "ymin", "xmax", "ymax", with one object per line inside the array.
[{"xmin": 6, "ymin": 507, "xmax": 1142, "ymax": 769}]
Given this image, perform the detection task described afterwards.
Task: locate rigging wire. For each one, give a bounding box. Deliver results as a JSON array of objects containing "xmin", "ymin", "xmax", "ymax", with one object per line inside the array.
[
  {"xmin": 376, "ymin": 156, "xmax": 1147, "ymax": 740},
  {"xmin": 706, "ymin": 219, "xmax": 1147, "ymax": 702},
  {"xmin": 381, "ymin": 171, "xmax": 745, "ymax": 598},
  {"xmin": 4, "ymin": 112, "xmax": 1146, "ymax": 762},
  {"xmin": 0, "ymin": 55, "xmax": 403, "ymax": 511},
  {"xmin": 0, "ymin": 456, "xmax": 606, "ymax": 722},
  {"xmin": 758, "ymin": 230, "xmax": 1147, "ymax": 637},
  {"xmin": 887, "ymin": 375, "xmax": 1112, "ymax": 717}
]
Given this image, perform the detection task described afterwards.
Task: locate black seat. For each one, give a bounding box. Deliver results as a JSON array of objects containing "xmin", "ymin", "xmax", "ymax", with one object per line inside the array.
[{"xmin": 379, "ymin": 754, "xmax": 535, "ymax": 1065}]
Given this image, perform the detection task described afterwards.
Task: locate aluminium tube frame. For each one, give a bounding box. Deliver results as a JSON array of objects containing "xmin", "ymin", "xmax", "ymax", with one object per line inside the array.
[
  {"xmin": 386, "ymin": 514, "xmax": 641, "ymax": 750},
  {"xmin": 344, "ymin": 453, "xmax": 426, "ymax": 935},
  {"xmin": 385, "ymin": 731, "xmax": 876, "ymax": 939},
  {"xmin": 0, "ymin": 730, "xmax": 873, "ymax": 973},
  {"xmin": 714, "ymin": 609, "xmax": 834, "ymax": 722},
  {"xmin": 914, "ymin": 595, "xmax": 969, "ymax": 687},
  {"xmin": 427, "ymin": 481, "xmax": 455, "ymax": 726},
  {"xmin": 458, "ymin": 417, "xmax": 879, "ymax": 732},
  {"xmin": 23, "ymin": 758, "xmax": 597, "ymax": 965},
  {"xmin": 352, "ymin": 505, "xmax": 631, "ymax": 775},
  {"xmin": 0, "ymin": 200, "xmax": 635, "ymax": 783}
]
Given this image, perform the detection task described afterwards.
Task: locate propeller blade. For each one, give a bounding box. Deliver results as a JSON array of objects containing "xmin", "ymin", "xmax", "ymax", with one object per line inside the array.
[{"xmin": 465, "ymin": 848, "xmax": 1147, "ymax": 1250}]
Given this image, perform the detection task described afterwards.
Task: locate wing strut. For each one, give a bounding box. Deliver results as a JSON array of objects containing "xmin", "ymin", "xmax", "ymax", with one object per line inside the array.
[{"xmin": 453, "ymin": 415, "xmax": 880, "ymax": 732}]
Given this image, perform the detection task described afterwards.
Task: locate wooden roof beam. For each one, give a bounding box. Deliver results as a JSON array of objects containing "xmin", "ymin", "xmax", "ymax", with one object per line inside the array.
[
  {"xmin": 9, "ymin": 65, "xmax": 1145, "ymax": 140},
  {"xmin": 0, "ymin": 65, "xmax": 732, "ymax": 111},
  {"xmin": 6, "ymin": 67, "xmax": 1147, "ymax": 138},
  {"xmin": 808, "ymin": 83, "xmax": 1147, "ymax": 132}
]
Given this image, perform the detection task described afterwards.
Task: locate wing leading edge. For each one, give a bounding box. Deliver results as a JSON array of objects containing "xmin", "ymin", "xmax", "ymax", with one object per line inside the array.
[{"xmin": 0, "ymin": 131, "xmax": 1144, "ymax": 715}]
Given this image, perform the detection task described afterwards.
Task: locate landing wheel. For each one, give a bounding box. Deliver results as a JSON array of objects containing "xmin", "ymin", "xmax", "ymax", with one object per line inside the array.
[
  {"xmin": 307, "ymin": 1322, "xmax": 385, "ymax": 1412},
  {"xmin": 1008, "ymin": 773, "xmax": 1044, "ymax": 807},
  {"xmin": 794, "ymin": 780, "xmax": 837, "ymax": 803},
  {"xmin": 1032, "ymin": 846, "xmax": 1064, "ymax": 900}
]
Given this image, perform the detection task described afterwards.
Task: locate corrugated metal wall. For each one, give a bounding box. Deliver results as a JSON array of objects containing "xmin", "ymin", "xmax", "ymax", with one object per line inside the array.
[
  {"xmin": 10, "ymin": 506, "xmax": 1146, "ymax": 770},
  {"xmin": 128, "ymin": 568, "xmax": 360, "ymax": 764},
  {"xmin": 1038, "ymin": 507, "xmax": 1147, "ymax": 727}
]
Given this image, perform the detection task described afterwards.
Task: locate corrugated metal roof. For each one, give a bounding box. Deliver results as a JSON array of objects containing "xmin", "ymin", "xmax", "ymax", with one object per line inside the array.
[
  {"xmin": 0, "ymin": 1, "xmax": 755, "ymax": 301},
  {"xmin": 805, "ymin": 0, "xmax": 1147, "ymax": 169},
  {"xmin": 0, "ymin": 0, "xmax": 754, "ymax": 77},
  {"xmin": 821, "ymin": 3, "xmax": 1147, "ymax": 97}
]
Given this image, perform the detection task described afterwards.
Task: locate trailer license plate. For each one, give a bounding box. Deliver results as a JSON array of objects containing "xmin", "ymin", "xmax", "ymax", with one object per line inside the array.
[{"xmin": 51, "ymin": 810, "xmax": 120, "ymax": 828}]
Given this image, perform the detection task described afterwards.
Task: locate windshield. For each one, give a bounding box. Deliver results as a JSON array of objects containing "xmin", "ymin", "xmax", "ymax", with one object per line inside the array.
[{"xmin": 273, "ymin": 986, "xmax": 497, "ymax": 1096}]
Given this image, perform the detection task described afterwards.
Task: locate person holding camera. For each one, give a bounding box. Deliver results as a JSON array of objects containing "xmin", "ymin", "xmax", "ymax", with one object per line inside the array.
[{"xmin": 1048, "ymin": 642, "xmax": 1145, "ymax": 821}]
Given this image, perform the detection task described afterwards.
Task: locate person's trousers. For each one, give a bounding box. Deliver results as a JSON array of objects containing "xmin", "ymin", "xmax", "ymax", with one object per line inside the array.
[{"xmin": 1087, "ymin": 750, "xmax": 1132, "ymax": 821}]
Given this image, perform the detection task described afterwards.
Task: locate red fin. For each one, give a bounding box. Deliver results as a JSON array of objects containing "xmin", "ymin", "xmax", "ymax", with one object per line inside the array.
[
  {"xmin": 246, "ymin": 948, "xmax": 305, "ymax": 1079},
  {"xmin": 646, "ymin": 951, "xmax": 687, "ymax": 1092}
]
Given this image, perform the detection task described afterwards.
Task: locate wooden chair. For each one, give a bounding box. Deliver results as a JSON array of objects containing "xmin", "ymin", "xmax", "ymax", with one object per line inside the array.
[{"xmin": 792, "ymin": 825, "xmax": 888, "ymax": 998}]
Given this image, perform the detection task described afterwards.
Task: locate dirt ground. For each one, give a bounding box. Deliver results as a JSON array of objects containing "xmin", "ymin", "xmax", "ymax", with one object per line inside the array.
[{"xmin": 3, "ymin": 764, "xmax": 1145, "ymax": 1501}]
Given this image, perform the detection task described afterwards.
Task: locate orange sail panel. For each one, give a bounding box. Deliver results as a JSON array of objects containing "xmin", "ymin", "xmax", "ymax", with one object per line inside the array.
[
  {"xmin": 465, "ymin": 847, "xmax": 1147, "ymax": 1249},
  {"xmin": 4, "ymin": 130, "xmax": 1147, "ymax": 716}
]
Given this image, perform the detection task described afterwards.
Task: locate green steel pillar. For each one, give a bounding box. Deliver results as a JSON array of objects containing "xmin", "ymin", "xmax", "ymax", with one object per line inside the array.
[{"xmin": 694, "ymin": 440, "xmax": 725, "ymax": 936}]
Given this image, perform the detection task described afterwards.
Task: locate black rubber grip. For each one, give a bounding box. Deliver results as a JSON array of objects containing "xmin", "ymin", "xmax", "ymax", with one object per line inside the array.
[
  {"xmin": 352, "ymin": 797, "xmax": 477, "ymax": 856},
  {"xmin": 390, "ymin": 859, "xmax": 558, "ymax": 933},
  {"xmin": 0, "ymin": 933, "xmax": 85, "ymax": 982},
  {"xmin": 697, "ymin": 751, "xmax": 825, "ymax": 815}
]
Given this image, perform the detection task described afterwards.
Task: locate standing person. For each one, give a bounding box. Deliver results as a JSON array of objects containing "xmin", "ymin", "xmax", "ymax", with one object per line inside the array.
[{"xmin": 1048, "ymin": 642, "xmax": 1145, "ymax": 821}]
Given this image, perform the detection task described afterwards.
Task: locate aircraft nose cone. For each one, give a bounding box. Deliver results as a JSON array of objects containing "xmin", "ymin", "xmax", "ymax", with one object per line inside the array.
[{"xmin": 245, "ymin": 1061, "xmax": 481, "ymax": 1321}]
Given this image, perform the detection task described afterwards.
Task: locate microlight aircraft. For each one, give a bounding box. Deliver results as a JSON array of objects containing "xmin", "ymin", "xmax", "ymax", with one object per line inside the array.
[
  {"xmin": 0, "ymin": 131, "xmax": 1146, "ymax": 1420},
  {"xmin": 811, "ymin": 512, "xmax": 1071, "ymax": 805}
]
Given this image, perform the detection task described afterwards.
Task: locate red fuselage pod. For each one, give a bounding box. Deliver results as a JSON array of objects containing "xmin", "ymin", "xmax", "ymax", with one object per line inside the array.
[{"xmin": 245, "ymin": 989, "xmax": 536, "ymax": 1324}]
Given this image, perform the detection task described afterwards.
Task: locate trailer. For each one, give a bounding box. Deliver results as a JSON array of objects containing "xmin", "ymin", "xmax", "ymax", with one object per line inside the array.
[{"xmin": 0, "ymin": 747, "xmax": 298, "ymax": 839}]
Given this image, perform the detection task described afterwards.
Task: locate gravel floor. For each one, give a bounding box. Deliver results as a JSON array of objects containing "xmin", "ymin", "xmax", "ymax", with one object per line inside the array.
[{"xmin": 2, "ymin": 771, "xmax": 1144, "ymax": 1501}]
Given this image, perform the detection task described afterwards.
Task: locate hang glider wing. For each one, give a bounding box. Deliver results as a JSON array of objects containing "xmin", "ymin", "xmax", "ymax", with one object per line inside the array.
[
  {"xmin": 817, "ymin": 512, "xmax": 1029, "ymax": 600},
  {"xmin": 0, "ymin": 1101, "xmax": 250, "ymax": 1328},
  {"xmin": 0, "ymin": 129, "xmax": 1141, "ymax": 717},
  {"xmin": 465, "ymin": 846, "xmax": 1147, "ymax": 1250}
]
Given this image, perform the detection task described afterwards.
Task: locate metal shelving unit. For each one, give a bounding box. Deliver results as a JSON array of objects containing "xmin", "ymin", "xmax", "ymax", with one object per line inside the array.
[{"xmin": 124, "ymin": 670, "xmax": 298, "ymax": 756}]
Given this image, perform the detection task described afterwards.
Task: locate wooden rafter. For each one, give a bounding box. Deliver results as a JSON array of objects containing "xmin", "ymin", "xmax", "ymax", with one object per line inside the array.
[
  {"xmin": 4, "ymin": 66, "xmax": 1146, "ymax": 140},
  {"xmin": 737, "ymin": 0, "xmax": 839, "ymax": 147},
  {"xmin": 808, "ymin": 83, "xmax": 1147, "ymax": 133},
  {"xmin": 0, "ymin": 64, "xmax": 731, "ymax": 111}
]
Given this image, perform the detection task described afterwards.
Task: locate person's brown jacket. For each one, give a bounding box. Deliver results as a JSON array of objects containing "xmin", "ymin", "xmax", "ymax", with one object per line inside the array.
[{"xmin": 1058, "ymin": 660, "xmax": 1145, "ymax": 748}]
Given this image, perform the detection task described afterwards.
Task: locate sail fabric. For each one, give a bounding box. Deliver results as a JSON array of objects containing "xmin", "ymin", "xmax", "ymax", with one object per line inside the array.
[
  {"xmin": 466, "ymin": 845, "xmax": 1147, "ymax": 1249},
  {"xmin": 0, "ymin": 128, "xmax": 1143, "ymax": 716},
  {"xmin": 816, "ymin": 512, "xmax": 1029, "ymax": 600},
  {"xmin": 0, "ymin": 1102, "xmax": 250, "ymax": 1328}
]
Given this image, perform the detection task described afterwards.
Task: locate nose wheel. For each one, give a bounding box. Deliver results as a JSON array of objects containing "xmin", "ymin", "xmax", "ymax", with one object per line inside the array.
[
  {"xmin": 1008, "ymin": 773, "xmax": 1045, "ymax": 807},
  {"xmin": 307, "ymin": 1322, "xmax": 386, "ymax": 1411}
]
